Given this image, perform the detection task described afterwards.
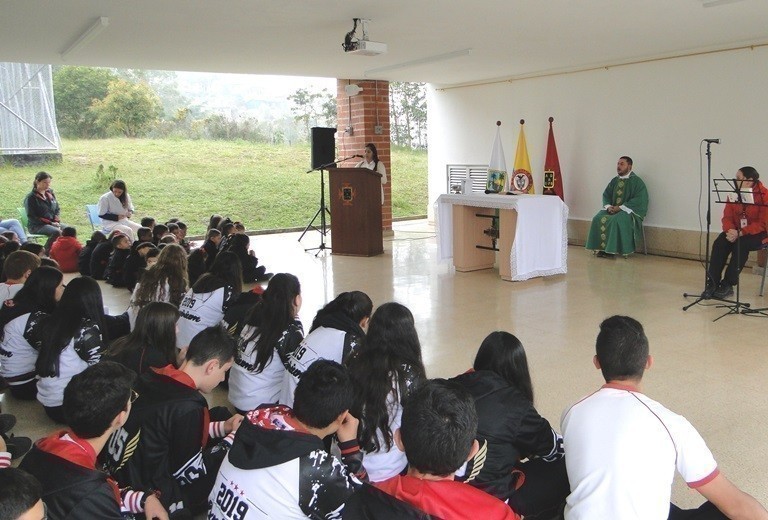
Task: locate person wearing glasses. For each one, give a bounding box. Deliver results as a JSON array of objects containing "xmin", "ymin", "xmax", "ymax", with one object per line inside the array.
[
  {"xmin": 704, "ymin": 166, "xmax": 768, "ymax": 299},
  {"xmin": 19, "ymin": 362, "xmax": 169, "ymax": 519}
]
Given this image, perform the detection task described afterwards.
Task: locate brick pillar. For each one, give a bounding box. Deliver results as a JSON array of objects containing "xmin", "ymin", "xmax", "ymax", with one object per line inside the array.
[{"xmin": 336, "ymin": 79, "xmax": 391, "ymax": 231}]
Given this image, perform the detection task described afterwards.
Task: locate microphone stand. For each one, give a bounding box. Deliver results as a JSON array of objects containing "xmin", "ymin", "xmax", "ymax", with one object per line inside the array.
[
  {"xmin": 683, "ymin": 141, "xmax": 717, "ymax": 311},
  {"xmin": 299, "ymin": 156, "xmax": 361, "ymax": 256}
]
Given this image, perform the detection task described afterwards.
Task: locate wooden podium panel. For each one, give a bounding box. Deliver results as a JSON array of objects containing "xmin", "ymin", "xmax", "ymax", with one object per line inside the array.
[{"xmin": 328, "ymin": 167, "xmax": 383, "ymax": 256}]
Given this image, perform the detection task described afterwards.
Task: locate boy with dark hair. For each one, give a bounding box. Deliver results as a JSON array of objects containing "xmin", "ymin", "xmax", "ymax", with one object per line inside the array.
[
  {"xmin": 0, "ymin": 250, "xmax": 40, "ymax": 300},
  {"xmin": 78, "ymin": 230, "xmax": 107, "ymax": 276},
  {"xmin": 123, "ymin": 241, "xmax": 157, "ymax": 291},
  {"xmin": 208, "ymin": 359, "xmax": 366, "ymax": 519},
  {"xmin": 561, "ymin": 315, "xmax": 768, "ymax": 520},
  {"xmin": 105, "ymin": 326, "xmax": 243, "ymax": 517},
  {"xmin": 140, "ymin": 217, "xmax": 156, "ymax": 229},
  {"xmin": 89, "ymin": 232, "xmax": 116, "ymax": 280},
  {"xmin": 19, "ymin": 361, "xmax": 168, "ymax": 519},
  {"xmin": 105, "ymin": 233, "xmax": 132, "ymax": 287},
  {"xmin": 0, "ymin": 468, "xmax": 45, "ymax": 520},
  {"xmin": 136, "ymin": 226, "xmax": 153, "ymax": 244},
  {"xmin": 348, "ymin": 379, "xmax": 517, "ymax": 519}
]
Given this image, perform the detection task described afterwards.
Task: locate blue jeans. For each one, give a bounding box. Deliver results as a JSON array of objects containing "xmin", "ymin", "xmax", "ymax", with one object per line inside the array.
[{"xmin": 0, "ymin": 219, "xmax": 27, "ymax": 243}]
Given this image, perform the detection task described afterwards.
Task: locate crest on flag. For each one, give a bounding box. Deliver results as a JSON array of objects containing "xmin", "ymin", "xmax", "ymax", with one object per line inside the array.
[
  {"xmin": 512, "ymin": 119, "xmax": 534, "ymax": 194},
  {"xmin": 542, "ymin": 117, "xmax": 564, "ymax": 200},
  {"xmin": 486, "ymin": 121, "xmax": 507, "ymax": 193}
]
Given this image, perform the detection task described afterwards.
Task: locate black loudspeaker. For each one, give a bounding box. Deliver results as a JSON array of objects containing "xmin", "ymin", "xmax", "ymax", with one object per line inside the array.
[{"xmin": 311, "ymin": 127, "xmax": 337, "ymax": 169}]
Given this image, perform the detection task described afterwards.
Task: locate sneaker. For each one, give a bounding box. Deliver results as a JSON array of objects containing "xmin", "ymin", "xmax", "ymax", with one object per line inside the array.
[
  {"xmin": 713, "ymin": 282, "xmax": 734, "ymax": 299},
  {"xmin": 0, "ymin": 414, "xmax": 16, "ymax": 436},
  {"xmin": 701, "ymin": 281, "xmax": 716, "ymax": 299},
  {"xmin": 5, "ymin": 434, "xmax": 32, "ymax": 460}
]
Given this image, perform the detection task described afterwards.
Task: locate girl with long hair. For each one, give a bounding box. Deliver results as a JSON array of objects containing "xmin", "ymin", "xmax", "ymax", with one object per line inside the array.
[
  {"xmin": 128, "ymin": 243, "xmax": 188, "ymax": 329},
  {"xmin": 228, "ymin": 273, "xmax": 303, "ymax": 413},
  {"xmin": 97, "ymin": 179, "xmax": 142, "ymax": 241},
  {"xmin": 347, "ymin": 302, "xmax": 426, "ymax": 482},
  {"xmin": 354, "ymin": 142, "xmax": 388, "ymax": 204},
  {"xmin": 451, "ymin": 331, "xmax": 568, "ymax": 518},
  {"xmin": 0, "ymin": 266, "xmax": 64, "ymax": 399},
  {"xmin": 279, "ymin": 290, "xmax": 372, "ymax": 407},
  {"xmin": 106, "ymin": 301, "xmax": 180, "ymax": 374},
  {"xmin": 176, "ymin": 251, "xmax": 243, "ymax": 349},
  {"xmin": 34, "ymin": 277, "xmax": 108, "ymax": 422}
]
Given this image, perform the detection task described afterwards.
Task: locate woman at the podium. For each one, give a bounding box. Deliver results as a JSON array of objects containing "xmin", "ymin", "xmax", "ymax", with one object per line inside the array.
[{"xmin": 355, "ymin": 143, "xmax": 387, "ymax": 204}]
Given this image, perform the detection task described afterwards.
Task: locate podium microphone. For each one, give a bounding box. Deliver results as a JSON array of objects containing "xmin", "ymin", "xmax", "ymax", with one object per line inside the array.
[
  {"xmin": 704, "ymin": 138, "xmax": 721, "ymax": 144},
  {"xmin": 353, "ymin": 154, "xmax": 364, "ymax": 158}
]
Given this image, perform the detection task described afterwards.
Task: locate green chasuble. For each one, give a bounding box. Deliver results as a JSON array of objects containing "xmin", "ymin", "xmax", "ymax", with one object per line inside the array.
[{"xmin": 585, "ymin": 172, "xmax": 649, "ymax": 255}]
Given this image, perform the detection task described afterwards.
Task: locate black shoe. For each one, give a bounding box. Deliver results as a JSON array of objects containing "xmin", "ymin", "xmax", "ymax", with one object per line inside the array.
[
  {"xmin": 713, "ymin": 282, "xmax": 734, "ymax": 299},
  {"xmin": 0, "ymin": 414, "xmax": 16, "ymax": 436},
  {"xmin": 5, "ymin": 434, "xmax": 32, "ymax": 460},
  {"xmin": 596, "ymin": 251, "xmax": 615, "ymax": 258},
  {"xmin": 701, "ymin": 281, "xmax": 716, "ymax": 299}
]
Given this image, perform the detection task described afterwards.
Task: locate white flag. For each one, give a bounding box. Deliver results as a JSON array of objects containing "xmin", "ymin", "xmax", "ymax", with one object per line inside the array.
[{"xmin": 486, "ymin": 124, "xmax": 508, "ymax": 193}]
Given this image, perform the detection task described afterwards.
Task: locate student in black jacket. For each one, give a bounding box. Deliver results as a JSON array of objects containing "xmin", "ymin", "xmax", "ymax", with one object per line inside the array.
[
  {"xmin": 122, "ymin": 241, "xmax": 157, "ymax": 292},
  {"xmin": 89, "ymin": 235, "xmax": 114, "ymax": 280},
  {"xmin": 202, "ymin": 228, "xmax": 222, "ymax": 271},
  {"xmin": 78, "ymin": 231, "xmax": 107, "ymax": 276},
  {"xmin": 19, "ymin": 362, "xmax": 168, "ymax": 519},
  {"xmin": 226, "ymin": 233, "xmax": 267, "ymax": 282},
  {"xmin": 105, "ymin": 233, "xmax": 132, "ymax": 287},
  {"xmin": 451, "ymin": 331, "xmax": 568, "ymax": 519}
]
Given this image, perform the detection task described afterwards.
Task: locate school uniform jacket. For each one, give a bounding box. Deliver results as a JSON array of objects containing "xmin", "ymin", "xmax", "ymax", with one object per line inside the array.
[
  {"xmin": 0, "ymin": 309, "xmax": 46, "ymax": 386},
  {"xmin": 104, "ymin": 365, "xmax": 231, "ymax": 517},
  {"xmin": 19, "ymin": 431, "xmax": 148, "ymax": 520},
  {"xmin": 176, "ymin": 285, "xmax": 235, "ymax": 348},
  {"xmin": 451, "ymin": 370, "xmax": 563, "ymax": 500},
  {"xmin": 208, "ymin": 405, "xmax": 366, "ymax": 520}
]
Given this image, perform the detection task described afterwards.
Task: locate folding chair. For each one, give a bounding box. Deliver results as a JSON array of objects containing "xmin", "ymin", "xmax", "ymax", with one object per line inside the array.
[
  {"xmin": 85, "ymin": 204, "xmax": 107, "ymax": 235},
  {"xmin": 16, "ymin": 207, "xmax": 47, "ymax": 244}
]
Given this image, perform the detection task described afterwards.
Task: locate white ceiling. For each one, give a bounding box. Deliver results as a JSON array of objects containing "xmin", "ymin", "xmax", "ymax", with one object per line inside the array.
[{"xmin": 2, "ymin": 0, "xmax": 768, "ymax": 86}]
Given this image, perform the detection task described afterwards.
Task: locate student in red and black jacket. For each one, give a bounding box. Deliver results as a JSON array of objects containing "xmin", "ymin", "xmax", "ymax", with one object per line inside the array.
[
  {"xmin": 104, "ymin": 326, "xmax": 243, "ymax": 518},
  {"xmin": 19, "ymin": 362, "xmax": 168, "ymax": 519},
  {"xmin": 208, "ymin": 360, "xmax": 367, "ymax": 520}
]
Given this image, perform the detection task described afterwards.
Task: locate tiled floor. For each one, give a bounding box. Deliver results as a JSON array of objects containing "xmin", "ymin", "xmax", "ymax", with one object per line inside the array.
[{"xmin": 3, "ymin": 219, "xmax": 768, "ymax": 509}]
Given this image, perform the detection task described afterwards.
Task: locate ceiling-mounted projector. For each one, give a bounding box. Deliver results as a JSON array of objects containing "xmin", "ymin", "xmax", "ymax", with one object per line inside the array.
[{"xmin": 343, "ymin": 18, "xmax": 387, "ymax": 56}]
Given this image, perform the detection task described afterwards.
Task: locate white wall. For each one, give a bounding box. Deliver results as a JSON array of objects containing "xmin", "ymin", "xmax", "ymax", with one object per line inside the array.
[{"xmin": 427, "ymin": 46, "xmax": 768, "ymax": 229}]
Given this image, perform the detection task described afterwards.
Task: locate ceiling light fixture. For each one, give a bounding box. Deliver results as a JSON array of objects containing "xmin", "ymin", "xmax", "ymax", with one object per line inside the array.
[
  {"xmin": 364, "ymin": 48, "xmax": 472, "ymax": 76},
  {"xmin": 700, "ymin": 0, "xmax": 747, "ymax": 7},
  {"xmin": 61, "ymin": 17, "xmax": 110, "ymax": 60}
]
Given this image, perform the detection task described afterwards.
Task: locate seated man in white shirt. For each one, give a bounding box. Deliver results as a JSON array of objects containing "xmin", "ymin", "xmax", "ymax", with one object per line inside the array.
[{"xmin": 561, "ymin": 315, "xmax": 768, "ymax": 520}]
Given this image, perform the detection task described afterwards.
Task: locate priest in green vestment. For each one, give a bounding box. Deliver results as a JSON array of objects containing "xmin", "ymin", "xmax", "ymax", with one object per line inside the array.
[{"xmin": 586, "ymin": 156, "xmax": 649, "ymax": 256}]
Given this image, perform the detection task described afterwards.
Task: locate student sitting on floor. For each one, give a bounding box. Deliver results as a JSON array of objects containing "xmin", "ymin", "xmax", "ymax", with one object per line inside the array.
[
  {"xmin": 104, "ymin": 326, "xmax": 243, "ymax": 518},
  {"xmin": 226, "ymin": 233, "xmax": 268, "ymax": 283},
  {"xmin": 47, "ymin": 226, "xmax": 82, "ymax": 273},
  {"xmin": 208, "ymin": 360, "xmax": 367, "ymax": 520},
  {"xmin": 176, "ymin": 252, "xmax": 242, "ymax": 349},
  {"xmin": 202, "ymin": 228, "xmax": 222, "ymax": 271},
  {"xmin": 0, "ymin": 250, "xmax": 41, "ymax": 301},
  {"xmin": 78, "ymin": 231, "xmax": 107, "ymax": 277},
  {"xmin": 122, "ymin": 241, "xmax": 157, "ymax": 292},
  {"xmin": 135, "ymin": 225, "xmax": 153, "ymax": 245},
  {"xmin": 89, "ymin": 231, "xmax": 116, "ymax": 280},
  {"xmin": 19, "ymin": 362, "xmax": 168, "ymax": 520},
  {"xmin": 104, "ymin": 232, "xmax": 132, "ymax": 287},
  {"xmin": 345, "ymin": 379, "xmax": 518, "ymax": 520}
]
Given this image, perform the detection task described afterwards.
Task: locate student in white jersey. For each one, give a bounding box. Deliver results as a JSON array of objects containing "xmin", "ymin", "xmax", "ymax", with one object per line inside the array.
[
  {"xmin": 279, "ymin": 290, "xmax": 372, "ymax": 407},
  {"xmin": 176, "ymin": 251, "xmax": 243, "ymax": 349},
  {"xmin": 33, "ymin": 277, "xmax": 108, "ymax": 423},
  {"xmin": 347, "ymin": 302, "xmax": 427, "ymax": 482},
  {"xmin": 228, "ymin": 273, "xmax": 304, "ymax": 413},
  {"xmin": 0, "ymin": 266, "xmax": 63, "ymax": 400},
  {"xmin": 127, "ymin": 244, "xmax": 188, "ymax": 329},
  {"xmin": 561, "ymin": 315, "xmax": 768, "ymax": 520}
]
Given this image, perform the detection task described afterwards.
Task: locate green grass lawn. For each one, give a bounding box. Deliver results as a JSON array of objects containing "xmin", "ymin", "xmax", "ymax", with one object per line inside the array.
[{"xmin": 0, "ymin": 139, "xmax": 428, "ymax": 237}]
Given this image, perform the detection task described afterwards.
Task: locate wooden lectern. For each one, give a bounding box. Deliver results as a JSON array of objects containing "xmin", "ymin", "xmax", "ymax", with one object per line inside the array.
[{"xmin": 328, "ymin": 167, "xmax": 384, "ymax": 256}]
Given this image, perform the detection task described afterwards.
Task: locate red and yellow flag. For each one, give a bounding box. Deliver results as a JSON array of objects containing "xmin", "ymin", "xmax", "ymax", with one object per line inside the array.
[
  {"xmin": 511, "ymin": 119, "xmax": 534, "ymax": 194},
  {"xmin": 542, "ymin": 117, "xmax": 564, "ymax": 201}
]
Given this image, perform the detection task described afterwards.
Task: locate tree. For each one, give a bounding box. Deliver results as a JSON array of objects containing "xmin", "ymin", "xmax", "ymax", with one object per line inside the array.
[
  {"xmin": 288, "ymin": 87, "xmax": 336, "ymax": 139},
  {"xmin": 389, "ymin": 82, "xmax": 427, "ymax": 149},
  {"xmin": 91, "ymin": 80, "xmax": 163, "ymax": 137},
  {"xmin": 52, "ymin": 66, "xmax": 116, "ymax": 138}
]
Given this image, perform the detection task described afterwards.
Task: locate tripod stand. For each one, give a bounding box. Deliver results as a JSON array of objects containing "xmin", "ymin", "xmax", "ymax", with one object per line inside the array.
[
  {"xmin": 299, "ymin": 161, "xmax": 335, "ymax": 255},
  {"xmin": 299, "ymin": 155, "xmax": 360, "ymax": 255}
]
